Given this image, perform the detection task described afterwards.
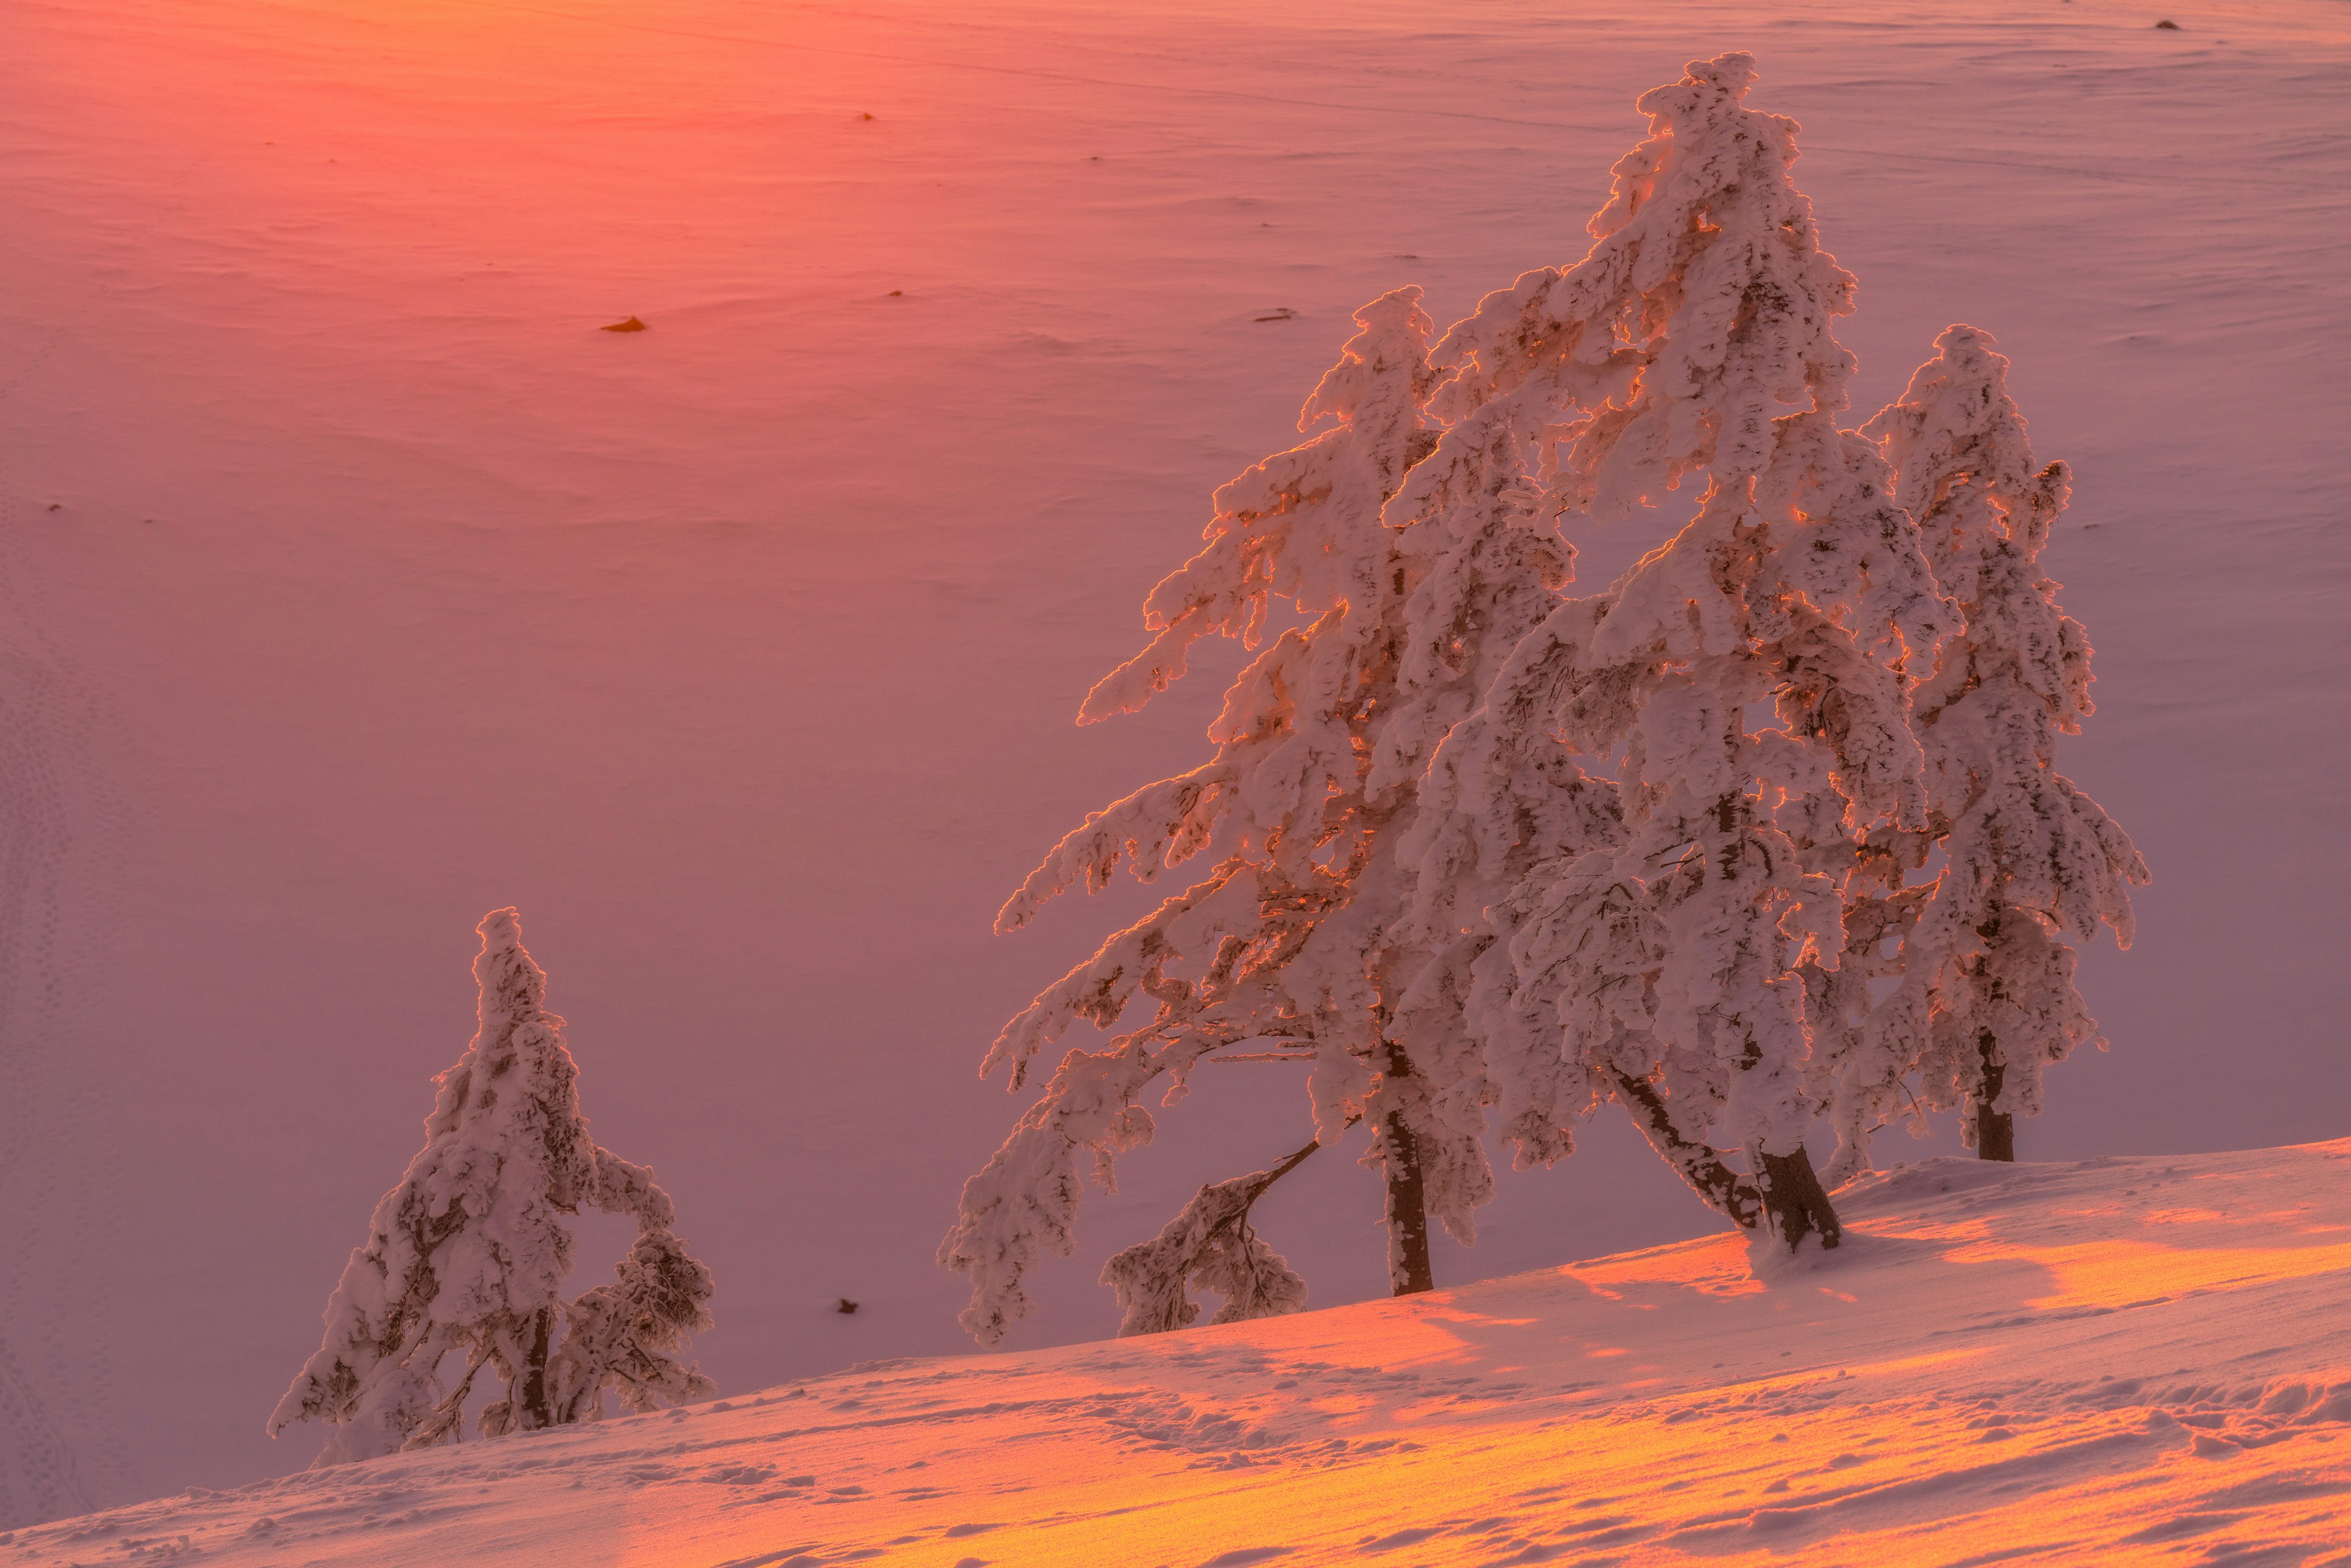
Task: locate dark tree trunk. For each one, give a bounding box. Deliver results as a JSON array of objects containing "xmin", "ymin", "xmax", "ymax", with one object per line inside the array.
[
  {"xmin": 1379, "ymin": 1043, "xmax": 1435, "ymax": 1296},
  {"xmin": 1611, "ymin": 1068, "xmax": 1761, "ymax": 1231},
  {"xmin": 517, "ymin": 1304, "xmax": 556, "ymax": 1430},
  {"xmin": 1614, "ymin": 1069, "xmax": 1841, "ymax": 1250},
  {"xmin": 1752, "ymin": 1144, "xmax": 1842, "ymax": 1251},
  {"xmin": 1974, "ymin": 1028, "xmax": 2016, "ymax": 1161}
]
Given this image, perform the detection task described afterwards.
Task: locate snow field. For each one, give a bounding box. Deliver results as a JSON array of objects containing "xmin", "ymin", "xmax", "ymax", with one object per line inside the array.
[
  {"xmin": 1, "ymin": 0, "xmax": 2347, "ymax": 1523},
  {"xmin": 11, "ymin": 1142, "xmax": 2351, "ymax": 1564}
]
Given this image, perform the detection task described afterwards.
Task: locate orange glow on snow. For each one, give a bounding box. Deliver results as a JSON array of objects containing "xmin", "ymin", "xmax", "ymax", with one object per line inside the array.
[
  {"xmin": 1970, "ymin": 1234, "xmax": 2351, "ymax": 1311},
  {"xmin": 596, "ymin": 1158, "xmax": 2351, "ymax": 1567}
]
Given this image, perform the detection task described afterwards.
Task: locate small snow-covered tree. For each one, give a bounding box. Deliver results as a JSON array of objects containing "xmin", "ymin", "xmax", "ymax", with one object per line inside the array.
[
  {"xmin": 1099, "ymin": 1135, "xmax": 1321, "ymax": 1336},
  {"xmin": 1409, "ymin": 53, "xmax": 1955, "ymax": 1248},
  {"xmin": 1848, "ymin": 326, "xmax": 2147, "ymax": 1162},
  {"xmin": 940, "ymin": 285, "xmax": 1583, "ymax": 1343},
  {"xmin": 271, "ymin": 910, "xmax": 713, "ymax": 1463}
]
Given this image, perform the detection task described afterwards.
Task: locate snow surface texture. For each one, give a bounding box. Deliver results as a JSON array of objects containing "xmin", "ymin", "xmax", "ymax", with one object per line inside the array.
[
  {"xmin": 1, "ymin": 0, "xmax": 2347, "ymax": 1522},
  {"xmin": 13, "ymin": 1142, "xmax": 2351, "ymax": 1565}
]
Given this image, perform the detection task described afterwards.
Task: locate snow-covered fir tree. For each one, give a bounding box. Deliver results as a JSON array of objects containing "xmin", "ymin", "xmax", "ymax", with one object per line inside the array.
[
  {"xmin": 271, "ymin": 910, "xmax": 713, "ymax": 1463},
  {"xmin": 940, "ymin": 285, "xmax": 1582, "ymax": 1344},
  {"xmin": 1844, "ymin": 326, "xmax": 2148, "ymax": 1163},
  {"xmin": 1408, "ymin": 53, "xmax": 1957, "ymax": 1248}
]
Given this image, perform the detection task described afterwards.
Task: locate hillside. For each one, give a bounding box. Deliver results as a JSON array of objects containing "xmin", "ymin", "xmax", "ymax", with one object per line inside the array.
[
  {"xmin": 11, "ymin": 1141, "xmax": 2351, "ymax": 1566},
  {"xmin": 3, "ymin": 0, "xmax": 2346, "ymax": 1525}
]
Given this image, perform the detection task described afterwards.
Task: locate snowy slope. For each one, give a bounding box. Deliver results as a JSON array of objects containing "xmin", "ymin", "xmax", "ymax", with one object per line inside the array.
[
  {"xmin": 13, "ymin": 1141, "xmax": 2351, "ymax": 1566},
  {"xmin": 1, "ymin": 0, "xmax": 2348, "ymax": 1523}
]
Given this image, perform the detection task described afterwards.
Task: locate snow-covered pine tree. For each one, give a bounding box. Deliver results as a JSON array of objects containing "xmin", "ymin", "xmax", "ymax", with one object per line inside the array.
[
  {"xmin": 940, "ymin": 285, "xmax": 1580, "ymax": 1344},
  {"xmin": 1409, "ymin": 53, "xmax": 1956, "ymax": 1248},
  {"xmin": 270, "ymin": 910, "xmax": 713, "ymax": 1463},
  {"xmin": 1850, "ymin": 326, "xmax": 2148, "ymax": 1162}
]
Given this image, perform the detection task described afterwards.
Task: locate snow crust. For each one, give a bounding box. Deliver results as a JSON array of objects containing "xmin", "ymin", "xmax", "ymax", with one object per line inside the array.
[{"xmin": 14, "ymin": 1141, "xmax": 2351, "ymax": 1565}]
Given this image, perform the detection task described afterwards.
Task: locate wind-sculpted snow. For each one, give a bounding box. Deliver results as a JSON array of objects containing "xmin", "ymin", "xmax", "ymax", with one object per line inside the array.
[{"xmin": 21, "ymin": 1142, "xmax": 2351, "ymax": 1566}]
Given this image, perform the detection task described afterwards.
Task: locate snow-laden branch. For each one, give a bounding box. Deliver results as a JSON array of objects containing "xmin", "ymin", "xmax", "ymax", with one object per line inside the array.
[{"xmin": 1100, "ymin": 1134, "xmax": 1330, "ymax": 1336}]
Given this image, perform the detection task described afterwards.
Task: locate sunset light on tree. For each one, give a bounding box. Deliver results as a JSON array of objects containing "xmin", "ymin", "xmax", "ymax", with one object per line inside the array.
[{"xmin": 0, "ymin": 0, "xmax": 2344, "ymax": 1563}]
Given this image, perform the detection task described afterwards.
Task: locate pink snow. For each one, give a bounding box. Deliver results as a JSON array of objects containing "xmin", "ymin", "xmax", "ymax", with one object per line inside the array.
[
  {"xmin": 0, "ymin": 0, "xmax": 2345, "ymax": 1529},
  {"xmin": 12, "ymin": 1143, "xmax": 2351, "ymax": 1564}
]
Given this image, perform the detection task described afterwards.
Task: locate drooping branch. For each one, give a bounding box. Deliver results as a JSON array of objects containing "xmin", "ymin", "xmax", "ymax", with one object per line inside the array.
[{"xmin": 1100, "ymin": 1129, "xmax": 1341, "ymax": 1336}]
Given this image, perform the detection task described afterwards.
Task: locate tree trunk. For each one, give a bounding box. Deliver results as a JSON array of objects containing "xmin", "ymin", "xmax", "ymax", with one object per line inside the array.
[
  {"xmin": 1974, "ymin": 1028, "xmax": 2015, "ymax": 1161},
  {"xmin": 1613, "ymin": 1070, "xmax": 1840, "ymax": 1250},
  {"xmin": 1611, "ymin": 1068, "xmax": 1763, "ymax": 1230},
  {"xmin": 1378, "ymin": 1044, "xmax": 1435, "ymax": 1296},
  {"xmin": 517, "ymin": 1305, "xmax": 556, "ymax": 1431},
  {"xmin": 1752, "ymin": 1144, "xmax": 1842, "ymax": 1251}
]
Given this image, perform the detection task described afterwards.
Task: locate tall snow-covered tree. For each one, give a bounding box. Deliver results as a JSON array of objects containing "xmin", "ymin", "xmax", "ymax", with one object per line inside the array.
[
  {"xmin": 1409, "ymin": 53, "xmax": 1956, "ymax": 1248},
  {"xmin": 271, "ymin": 910, "xmax": 713, "ymax": 1463},
  {"xmin": 940, "ymin": 285, "xmax": 1581, "ymax": 1344},
  {"xmin": 1848, "ymin": 326, "xmax": 2148, "ymax": 1162}
]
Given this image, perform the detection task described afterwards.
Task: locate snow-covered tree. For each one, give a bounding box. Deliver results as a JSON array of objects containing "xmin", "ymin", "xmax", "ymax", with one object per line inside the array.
[
  {"xmin": 1409, "ymin": 53, "xmax": 1956, "ymax": 1248},
  {"xmin": 1848, "ymin": 326, "xmax": 2147, "ymax": 1162},
  {"xmin": 940, "ymin": 284, "xmax": 1583, "ymax": 1343},
  {"xmin": 271, "ymin": 910, "xmax": 713, "ymax": 1463},
  {"xmin": 1099, "ymin": 1135, "xmax": 1320, "ymax": 1336}
]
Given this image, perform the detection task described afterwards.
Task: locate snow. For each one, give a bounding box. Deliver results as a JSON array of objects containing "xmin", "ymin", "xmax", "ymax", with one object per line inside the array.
[
  {"xmin": 12, "ymin": 1141, "xmax": 2351, "ymax": 1564},
  {"xmin": 0, "ymin": 0, "xmax": 2347, "ymax": 1529}
]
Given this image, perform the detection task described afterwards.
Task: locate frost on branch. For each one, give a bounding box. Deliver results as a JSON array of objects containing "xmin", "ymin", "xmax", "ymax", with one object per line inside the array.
[
  {"xmin": 1425, "ymin": 53, "xmax": 1955, "ymax": 1250},
  {"xmin": 1100, "ymin": 1138, "xmax": 1319, "ymax": 1336},
  {"xmin": 1851, "ymin": 326, "xmax": 2148, "ymax": 1164},
  {"xmin": 270, "ymin": 910, "xmax": 713, "ymax": 1463}
]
